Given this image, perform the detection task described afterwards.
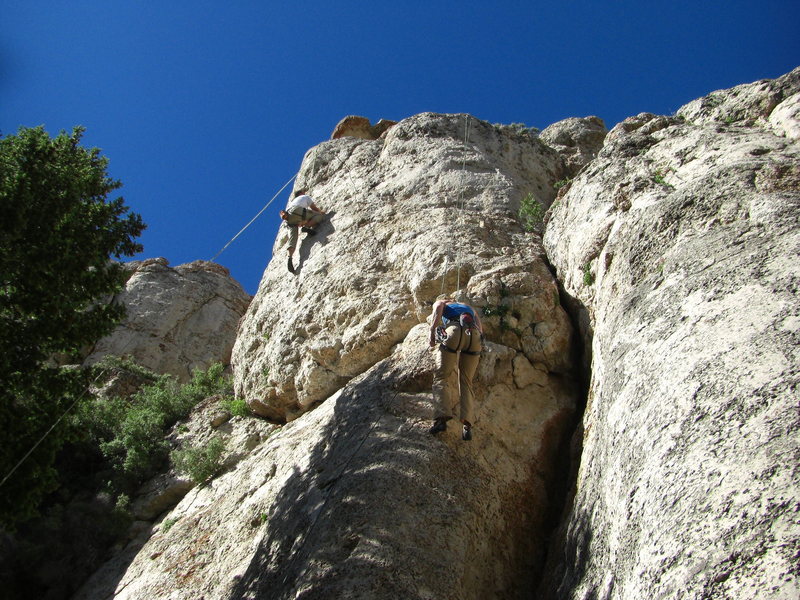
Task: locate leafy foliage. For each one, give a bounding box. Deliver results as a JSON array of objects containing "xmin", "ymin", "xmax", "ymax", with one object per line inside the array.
[
  {"xmin": 553, "ymin": 178, "xmax": 572, "ymax": 190},
  {"xmin": 583, "ymin": 263, "xmax": 595, "ymax": 286},
  {"xmin": 0, "ymin": 126, "xmax": 145, "ymax": 527},
  {"xmin": 519, "ymin": 192, "xmax": 545, "ymax": 233},
  {"xmin": 0, "ymin": 362, "xmax": 231, "ymax": 599},
  {"xmin": 77, "ymin": 363, "xmax": 230, "ymax": 493},
  {"xmin": 171, "ymin": 436, "xmax": 226, "ymax": 484},
  {"xmin": 221, "ymin": 396, "xmax": 252, "ymax": 417},
  {"xmin": 652, "ymin": 169, "xmax": 675, "ymax": 189}
]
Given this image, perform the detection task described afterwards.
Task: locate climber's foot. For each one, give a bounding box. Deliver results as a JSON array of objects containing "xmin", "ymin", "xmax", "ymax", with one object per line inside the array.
[{"xmin": 429, "ymin": 417, "xmax": 448, "ymax": 435}]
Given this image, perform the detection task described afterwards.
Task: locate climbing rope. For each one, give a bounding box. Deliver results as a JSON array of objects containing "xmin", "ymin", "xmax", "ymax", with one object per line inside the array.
[
  {"xmin": 439, "ymin": 255, "xmax": 450, "ymax": 297},
  {"xmin": 209, "ymin": 172, "xmax": 298, "ymax": 262},
  {"xmin": 0, "ymin": 359, "xmax": 125, "ymax": 491},
  {"xmin": 454, "ymin": 114, "xmax": 472, "ymax": 293},
  {"xmin": 0, "ymin": 317, "xmax": 151, "ymax": 491}
]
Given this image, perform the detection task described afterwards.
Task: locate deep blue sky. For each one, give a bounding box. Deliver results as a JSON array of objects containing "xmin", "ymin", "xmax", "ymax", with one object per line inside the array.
[{"xmin": 2, "ymin": 2, "xmax": 798, "ymax": 294}]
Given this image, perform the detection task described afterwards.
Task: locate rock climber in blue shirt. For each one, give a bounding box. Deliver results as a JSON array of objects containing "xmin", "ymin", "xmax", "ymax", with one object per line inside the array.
[{"xmin": 428, "ymin": 296, "xmax": 483, "ymax": 441}]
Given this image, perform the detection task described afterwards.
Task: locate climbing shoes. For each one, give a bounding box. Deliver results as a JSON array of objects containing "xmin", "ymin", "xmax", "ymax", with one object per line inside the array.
[
  {"xmin": 287, "ymin": 257, "xmax": 295, "ymax": 273},
  {"xmin": 429, "ymin": 417, "xmax": 448, "ymax": 435},
  {"xmin": 429, "ymin": 417, "xmax": 472, "ymax": 441},
  {"xmin": 301, "ymin": 227, "xmax": 317, "ymax": 236}
]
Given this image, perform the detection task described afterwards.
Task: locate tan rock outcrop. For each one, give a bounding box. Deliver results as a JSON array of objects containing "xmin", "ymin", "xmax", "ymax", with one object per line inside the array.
[
  {"xmin": 75, "ymin": 113, "xmax": 580, "ymax": 599},
  {"xmin": 331, "ymin": 115, "xmax": 397, "ymax": 140},
  {"xmin": 540, "ymin": 116, "xmax": 608, "ymax": 177},
  {"xmin": 540, "ymin": 67, "xmax": 800, "ymax": 600},
  {"xmin": 84, "ymin": 258, "xmax": 251, "ymax": 381},
  {"xmin": 234, "ymin": 113, "xmax": 569, "ymax": 421}
]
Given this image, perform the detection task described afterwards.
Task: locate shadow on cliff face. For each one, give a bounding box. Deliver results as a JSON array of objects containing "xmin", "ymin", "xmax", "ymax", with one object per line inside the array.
[
  {"xmin": 229, "ymin": 333, "xmax": 573, "ymax": 599},
  {"xmin": 293, "ymin": 210, "xmax": 337, "ymax": 275},
  {"xmin": 534, "ymin": 262, "xmax": 595, "ymax": 598},
  {"xmin": 230, "ymin": 356, "xmax": 439, "ymax": 598},
  {"xmin": 537, "ymin": 500, "xmax": 597, "ymax": 600}
]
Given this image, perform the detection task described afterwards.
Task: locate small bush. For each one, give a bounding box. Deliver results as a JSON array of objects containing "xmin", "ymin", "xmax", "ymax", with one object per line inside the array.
[
  {"xmin": 161, "ymin": 517, "xmax": 179, "ymax": 532},
  {"xmin": 652, "ymin": 169, "xmax": 674, "ymax": 188},
  {"xmin": 75, "ymin": 362, "xmax": 232, "ymax": 494},
  {"xmin": 553, "ymin": 178, "xmax": 572, "ymax": 190},
  {"xmin": 171, "ymin": 437, "xmax": 226, "ymax": 484},
  {"xmin": 221, "ymin": 397, "xmax": 251, "ymax": 417},
  {"xmin": 582, "ymin": 263, "xmax": 595, "ymax": 286},
  {"xmin": 519, "ymin": 193, "xmax": 545, "ymax": 233}
]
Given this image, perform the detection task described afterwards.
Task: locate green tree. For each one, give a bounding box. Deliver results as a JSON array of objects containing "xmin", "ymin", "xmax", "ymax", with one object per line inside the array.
[{"xmin": 0, "ymin": 126, "xmax": 145, "ymax": 527}]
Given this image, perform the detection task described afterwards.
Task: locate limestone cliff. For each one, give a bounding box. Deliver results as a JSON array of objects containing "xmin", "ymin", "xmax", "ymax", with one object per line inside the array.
[
  {"xmin": 84, "ymin": 258, "xmax": 251, "ymax": 381},
  {"xmin": 540, "ymin": 67, "xmax": 800, "ymax": 599},
  {"xmin": 73, "ymin": 68, "xmax": 799, "ymax": 600},
  {"xmin": 233, "ymin": 113, "xmax": 571, "ymax": 422},
  {"xmin": 77, "ymin": 114, "xmax": 583, "ymax": 599}
]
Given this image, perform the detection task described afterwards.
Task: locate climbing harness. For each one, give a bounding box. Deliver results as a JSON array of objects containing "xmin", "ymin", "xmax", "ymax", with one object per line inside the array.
[{"xmin": 438, "ymin": 321, "xmax": 480, "ymax": 356}]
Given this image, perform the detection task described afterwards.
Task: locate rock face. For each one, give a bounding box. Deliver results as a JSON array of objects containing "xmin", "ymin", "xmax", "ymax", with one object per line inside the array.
[
  {"xmin": 234, "ymin": 112, "xmax": 569, "ymax": 422},
  {"xmin": 540, "ymin": 67, "xmax": 800, "ymax": 599},
  {"xmin": 539, "ymin": 116, "xmax": 608, "ymax": 177},
  {"xmin": 85, "ymin": 258, "xmax": 251, "ymax": 381},
  {"xmin": 76, "ymin": 327, "xmax": 578, "ymax": 600},
  {"xmin": 72, "ymin": 68, "xmax": 800, "ymax": 600},
  {"xmin": 75, "ymin": 112, "xmax": 581, "ymax": 599}
]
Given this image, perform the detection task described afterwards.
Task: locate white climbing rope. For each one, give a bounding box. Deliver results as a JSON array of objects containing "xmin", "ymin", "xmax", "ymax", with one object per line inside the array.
[
  {"xmin": 209, "ymin": 172, "xmax": 298, "ymax": 262},
  {"xmin": 454, "ymin": 114, "xmax": 472, "ymax": 293},
  {"xmin": 0, "ymin": 361, "xmax": 121, "ymax": 491}
]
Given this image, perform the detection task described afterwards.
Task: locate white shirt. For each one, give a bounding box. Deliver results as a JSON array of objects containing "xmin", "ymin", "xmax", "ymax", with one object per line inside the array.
[{"xmin": 287, "ymin": 194, "xmax": 313, "ymax": 211}]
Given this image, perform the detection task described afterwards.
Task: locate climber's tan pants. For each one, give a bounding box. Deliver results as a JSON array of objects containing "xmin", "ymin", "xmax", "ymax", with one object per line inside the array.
[
  {"xmin": 433, "ymin": 324, "xmax": 482, "ymax": 424},
  {"xmin": 286, "ymin": 207, "xmax": 325, "ymax": 251}
]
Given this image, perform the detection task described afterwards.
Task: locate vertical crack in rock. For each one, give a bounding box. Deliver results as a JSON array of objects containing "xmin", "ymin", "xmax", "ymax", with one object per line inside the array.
[{"xmin": 539, "ymin": 67, "xmax": 800, "ymax": 600}]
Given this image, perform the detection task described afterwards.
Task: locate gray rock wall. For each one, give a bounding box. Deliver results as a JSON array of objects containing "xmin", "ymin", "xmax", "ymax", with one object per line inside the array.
[
  {"xmin": 540, "ymin": 67, "xmax": 800, "ymax": 600},
  {"xmin": 232, "ymin": 112, "xmax": 570, "ymax": 421},
  {"xmin": 72, "ymin": 67, "xmax": 800, "ymax": 600},
  {"xmin": 76, "ymin": 113, "xmax": 582, "ymax": 599},
  {"xmin": 85, "ymin": 258, "xmax": 251, "ymax": 381}
]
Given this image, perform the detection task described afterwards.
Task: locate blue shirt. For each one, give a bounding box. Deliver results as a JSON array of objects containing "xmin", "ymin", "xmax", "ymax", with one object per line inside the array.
[{"xmin": 441, "ymin": 302, "xmax": 474, "ymax": 325}]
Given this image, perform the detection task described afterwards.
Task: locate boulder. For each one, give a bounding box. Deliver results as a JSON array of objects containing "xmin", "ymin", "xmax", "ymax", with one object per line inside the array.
[
  {"xmin": 331, "ymin": 115, "xmax": 397, "ymax": 140},
  {"xmin": 84, "ymin": 259, "xmax": 251, "ymax": 381},
  {"xmin": 540, "ymin": 116, "xmax": 608, "ymax": 177}
]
